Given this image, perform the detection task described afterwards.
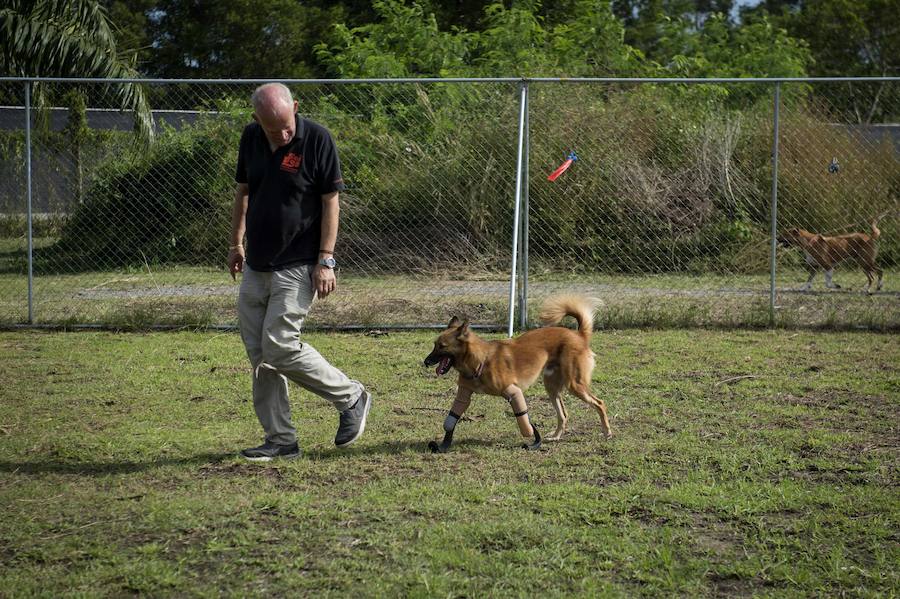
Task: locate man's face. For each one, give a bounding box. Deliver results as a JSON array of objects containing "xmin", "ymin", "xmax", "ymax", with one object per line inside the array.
[{"xmin": 254, "ymin": 100, "xmax": 297, "ymax": 148}]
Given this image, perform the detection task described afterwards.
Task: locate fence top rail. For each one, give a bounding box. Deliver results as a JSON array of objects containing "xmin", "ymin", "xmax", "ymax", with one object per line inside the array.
[{"xmin": 1, "ymin": 76, "xmax": 898, "ymax": 85}]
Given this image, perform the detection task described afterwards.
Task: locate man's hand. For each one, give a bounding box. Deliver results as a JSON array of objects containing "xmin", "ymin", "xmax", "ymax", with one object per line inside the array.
[
  {"xmin": 228, "ymin": 247, "xmax": 244, "ymax": 280},
  {"xmin": 313, "ymin": 264, "xmax": 336, "ymax": 298}
]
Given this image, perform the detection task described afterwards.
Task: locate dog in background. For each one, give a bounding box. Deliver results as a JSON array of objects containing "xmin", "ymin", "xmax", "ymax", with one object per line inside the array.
[
  {"xmin": 422, "ymin": 294, "xmax": 611, "ymax": 452},
  {"xmin": 777, "ymin": 218, "xmax": 884, "ymax": 294}
]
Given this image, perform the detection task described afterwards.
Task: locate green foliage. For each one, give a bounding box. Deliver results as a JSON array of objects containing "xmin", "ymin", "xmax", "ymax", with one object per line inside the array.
[
  {"xmin": 61, "ymin": 90, "xmax": 89, "ymax": 145},
  {"xmin": 474, "ymin": 2, "xmax": 553, "ymax": 76},
  {"xmin": 100, "ymin": 0, "xmax": 154, "ymax": 68},
  {"xmin": 316, "ymin": 1, "xmax": 471, "ymax": 78},
  {"xmin": 146, "ymin": 0, "xmax": 340, "ymax": 79},
  {"xmin": 0, "ymin": 0, "xmax": 154, "ymax": 141},
  {"xmin": 0, "ymin": 213, "xmax": 67, "ymax": 238},
  {"xmin": 743, "ymin": 0, "xmax": 900, "ymax": 122},
  {"xmin": 19, "ymin": 0, "xmax": 890, "ymax": 276},
  {"xmin": 548, "ymin": 0, "xmax": 644, "ymax": 76},
  {"xmin": 663, "ymin": 14, "xmax": 811, "ymax": 78},
  {"xmin": 41, "ymin": 78, "xmax": 897, "ymax": 276},
  {"xmin": 43, "ymin": 109, "xmax": 244, "ymax": 272},
  {"xmin": 316, "ymin": 0, "xmax": 639, "ymax": 79},
  {"xmin": 319, "ymin": 85, "xmax": 520, "ymax": 271}
]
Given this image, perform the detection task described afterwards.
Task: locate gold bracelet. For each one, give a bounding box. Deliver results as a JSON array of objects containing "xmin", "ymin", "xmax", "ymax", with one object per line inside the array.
[{"xmin": 229, "ymin": 244, "xmax": 243, "ymax": 250}]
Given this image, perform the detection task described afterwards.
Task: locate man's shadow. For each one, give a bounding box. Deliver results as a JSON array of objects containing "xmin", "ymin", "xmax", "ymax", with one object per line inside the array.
[
  {"xmin": 0, "ymin": 452, "xmax": 235, "ymax": 476},
  {"xmin": 0, "ymin": 439, "xmax": 501, "ymax": 475}
]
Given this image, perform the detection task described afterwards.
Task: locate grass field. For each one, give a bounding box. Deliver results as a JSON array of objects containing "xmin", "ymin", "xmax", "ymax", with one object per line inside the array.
[{"xmin": 0, "ymin": 328, "xmax": 897, "ymax": 596}]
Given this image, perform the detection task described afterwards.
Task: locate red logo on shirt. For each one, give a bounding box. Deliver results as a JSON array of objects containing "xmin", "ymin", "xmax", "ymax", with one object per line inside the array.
[{"xmin": 280, "ymin": 152, "xmax": 302, "ymax": 173}]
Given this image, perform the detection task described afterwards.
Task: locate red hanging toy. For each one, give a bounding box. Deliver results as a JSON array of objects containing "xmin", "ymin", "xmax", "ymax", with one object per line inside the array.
[{"xmin": 547, "ymin": 150, "xmax": 578, "ymax": 182}]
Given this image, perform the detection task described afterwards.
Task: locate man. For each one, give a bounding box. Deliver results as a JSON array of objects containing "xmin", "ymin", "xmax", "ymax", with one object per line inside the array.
[{"xmin": 228, "ymin": 82, "xmax": 371, "ymax": 461}]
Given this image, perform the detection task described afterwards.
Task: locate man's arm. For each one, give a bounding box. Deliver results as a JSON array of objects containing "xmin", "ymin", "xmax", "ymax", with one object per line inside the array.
[
  {"xmin": 228, "ymin": 183, "xmax": 249, "ymax": 280},
  {"xmin": 313, "ymin": 191, "xmax": 340, "ymax": 297}
]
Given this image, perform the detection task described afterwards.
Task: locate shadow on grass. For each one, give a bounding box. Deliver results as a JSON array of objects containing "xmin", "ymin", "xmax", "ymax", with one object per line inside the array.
[
  {"xmin": 0, "ymin": 451, "xmax": 235, "ymax": 476},
  {"xmin": 305, "ymin": 437, "xmax": 500, "ymax": 460},
  {"xmin": 0, "ymin": 439, "xmax": 502, "ymax": 475}
]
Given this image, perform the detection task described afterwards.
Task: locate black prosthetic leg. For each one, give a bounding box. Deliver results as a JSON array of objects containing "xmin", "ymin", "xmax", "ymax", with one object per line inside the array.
[{"xmin": 429, "ymin": 410, "xmax": 461, "ymax": 453}]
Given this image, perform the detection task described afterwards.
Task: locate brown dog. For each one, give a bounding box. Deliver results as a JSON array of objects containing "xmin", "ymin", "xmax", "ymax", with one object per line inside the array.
[
  {"xmin": 777, "ymin": 219, "xmax": 884, "ymax": 294},
  {"xmin": 423, "ymin": 295, "xmax": 611, "ymax": 452}
]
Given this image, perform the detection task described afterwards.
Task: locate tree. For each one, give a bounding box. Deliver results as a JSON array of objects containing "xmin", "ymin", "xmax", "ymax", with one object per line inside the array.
[
  {"xmin": 547, "ymin": 0, "xmax": 642, "ymax": 76},
  {"xmin": 663, "ymin": 13, "xmax": 810, "ymax": 78},
  {"xmin": 315, "ymin": 0, "xmax": 471, "ymax": 78},
  {"xmin": 146, "ymin": 0, "xmax": 340, "ymax": 79},
  {"xmin": 789, "ymin": 0, "xmax": 898, "ymax": 122},
  {"xmin": 315, "ymin": 0, "xmax": 638, "ymax": 78},
  {"xmin": 101, "ymin": 0, "xmax": 155, "ymax": 72},
  {"xmin": 738, "ymin": 0, "xmax": 802, "ymax": 20},
  {"xmin": 0, "ymin": 0, "xmax": 154, "ymax": 140},
  {"xmin": 474, "ymin": 2, "xmax": 554, "ymax": 76},
  {"xmin": 614, "ymin": 0, "xmax": 738, "ymax": 60},
  {"xmin": 742, "ymin": 0, "xmax": 899, "ymax": 122}
]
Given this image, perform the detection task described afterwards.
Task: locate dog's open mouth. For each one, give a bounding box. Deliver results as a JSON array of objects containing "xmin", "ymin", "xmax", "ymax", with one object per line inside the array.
[{"xmin": 435, "ymin": 357, "xmax": 452, "ymax": 375}]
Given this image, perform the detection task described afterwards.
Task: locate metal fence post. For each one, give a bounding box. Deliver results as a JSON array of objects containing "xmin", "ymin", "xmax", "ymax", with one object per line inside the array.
[
  {"xmin": 518, "ymin": 81, "xmax": 530, "ymax": 331},
  {"xmin": 507, "ymin": 81, "xmax": 528, "ymax": 337},
  {"xmin": 769, "ymin": 82, "xmax": 781, "ymax": 327},
  {"xmin": 24, "ymin": 81, "xmax": 34, "ymax": 324}
]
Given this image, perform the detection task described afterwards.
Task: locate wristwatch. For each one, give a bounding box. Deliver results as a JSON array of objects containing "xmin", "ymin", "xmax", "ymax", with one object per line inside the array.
[{"xmin": 318, "ymin": 257, "xmax": 336, "ymax": 268}]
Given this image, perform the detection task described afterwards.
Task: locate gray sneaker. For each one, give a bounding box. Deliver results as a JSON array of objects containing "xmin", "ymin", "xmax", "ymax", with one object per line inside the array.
[
  {"xmin": 335, "ymin": 390, "xmax": 372, "ymax": 448},
  {"xmin": 240, "ymin": 440, "xmax": 300, "ymax": 462}
]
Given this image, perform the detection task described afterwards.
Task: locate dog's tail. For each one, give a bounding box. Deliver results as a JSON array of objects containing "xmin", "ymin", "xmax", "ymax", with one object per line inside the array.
[
  {"xmin": 871, "ymin": 214, "xmax": 884, "ymax": 240},
  {"xmin": 871, "ymin": 208, "xmax": 899, "ymax": 239},
  {"xmin": 539, "ymin": 295, "xmax": 598, "ymax": 340}
]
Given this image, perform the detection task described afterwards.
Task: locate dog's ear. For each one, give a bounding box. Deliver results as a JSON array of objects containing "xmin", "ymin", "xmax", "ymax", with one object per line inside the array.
[
  {"xmin": 456, "ymin": 319, "xmax": 470, "ymax": 338},
  {"xmin": 447, "ymin": 316, "xmax": 461, "ymax": 329}
]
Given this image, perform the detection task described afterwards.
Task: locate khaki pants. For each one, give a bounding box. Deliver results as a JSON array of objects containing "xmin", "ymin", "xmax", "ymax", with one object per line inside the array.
[{"xmin": 238, "ymin": 264, "xmax": 363, "ymax": 445}]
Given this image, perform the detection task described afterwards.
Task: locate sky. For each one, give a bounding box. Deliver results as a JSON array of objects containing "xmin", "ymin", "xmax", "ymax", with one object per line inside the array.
[{"xmin": 732, "ymin": 0, "xmax": 763, "ymax": 20}]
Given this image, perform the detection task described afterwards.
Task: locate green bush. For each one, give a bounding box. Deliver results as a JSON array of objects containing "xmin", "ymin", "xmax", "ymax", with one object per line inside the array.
[
  {"xmin": 39, "ymin": 110, "xmax": 243, "ymax": 272},
  {"xmin": 0, "ymin": 213, "xmax": 67, "ymax": 238},
  {"xmin": 37, "ymin": 84, "xmax": 897, "ymax": 275}
]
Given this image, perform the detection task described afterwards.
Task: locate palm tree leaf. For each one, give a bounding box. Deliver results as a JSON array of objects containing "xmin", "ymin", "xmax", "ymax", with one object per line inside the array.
[{"xmin": 0, "ymin": 1, "xmax": 154, "ymax": 142}]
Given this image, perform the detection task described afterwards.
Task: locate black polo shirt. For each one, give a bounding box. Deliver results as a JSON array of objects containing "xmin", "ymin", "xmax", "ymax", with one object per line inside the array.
[{"xmin": 235, "ymin": 115, "xmax": 345, "ymax": 271}]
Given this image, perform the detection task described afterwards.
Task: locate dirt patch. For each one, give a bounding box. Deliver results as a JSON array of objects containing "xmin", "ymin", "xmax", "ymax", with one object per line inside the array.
[
  {"xmin": 197, "ymin": 462, "xmax": 286, "ymax": 480},
  {"xmin": 689, "ymin": 513, "xmax": 745, "ymax": 556},
  {"xmin": 707, "ymin": 573, "xmax": 760, "ymax": 598}
]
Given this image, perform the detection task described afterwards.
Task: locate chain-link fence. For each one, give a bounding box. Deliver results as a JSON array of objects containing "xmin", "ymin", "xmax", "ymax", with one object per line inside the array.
[{"xmin": 0, "ymin": 77, "xmax": 897, "ymax": 330}]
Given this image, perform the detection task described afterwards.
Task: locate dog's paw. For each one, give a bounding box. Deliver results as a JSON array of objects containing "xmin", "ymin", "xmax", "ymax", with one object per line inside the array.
[
  {"xmin": 428, "ymin": 440, "xmax": 449, "ymax": 453},
  {"xmin": 545, "ymin": 428, "xmax": 566, "ymax": 441}
]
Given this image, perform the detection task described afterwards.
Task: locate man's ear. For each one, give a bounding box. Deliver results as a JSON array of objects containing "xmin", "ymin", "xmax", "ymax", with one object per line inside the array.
[
  {"xmin": 447, "ymin": 316, "xmax": 461, "ymax": 329},
  {"xmin": 251, "ymin": 112, "xmax": 259, "ymax": 123}
]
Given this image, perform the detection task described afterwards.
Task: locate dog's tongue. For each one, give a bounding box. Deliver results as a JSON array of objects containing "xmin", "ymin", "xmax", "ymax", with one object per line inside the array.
[{"xmin": 436, "ymin": 357, "xmax": 450, "ymax": 375}]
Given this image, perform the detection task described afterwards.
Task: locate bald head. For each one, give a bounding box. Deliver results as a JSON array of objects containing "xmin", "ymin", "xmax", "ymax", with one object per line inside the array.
[
  {"xmin": 251, "ymin": 83, "xmax": 298, "ymax": 149},
  {"xmin": 252, "ymin": 83, "xmax": 293, "ymax": 114}
]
